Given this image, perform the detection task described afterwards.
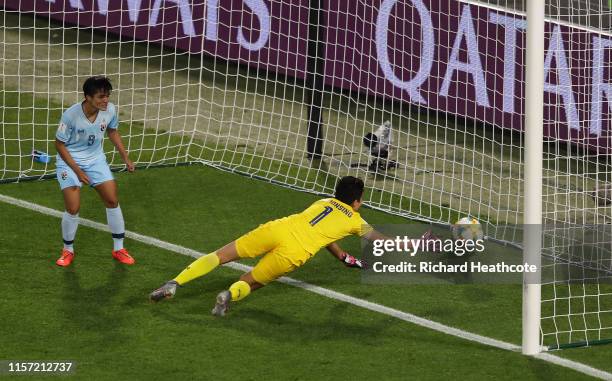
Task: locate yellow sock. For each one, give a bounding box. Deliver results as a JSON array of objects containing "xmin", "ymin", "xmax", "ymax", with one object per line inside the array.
[
  {"xmin": 174, "ymin": 252, "xmax": 220, "ymax": 285},
  {"xmin": 229, "ymin": 280, "xmax": 251, "ymax": 301}
]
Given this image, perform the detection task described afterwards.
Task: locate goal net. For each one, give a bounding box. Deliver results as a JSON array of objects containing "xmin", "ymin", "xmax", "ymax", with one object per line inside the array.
[{"xmin": 1, "ymin": 0, "xmax": 611, "ymax": 350}]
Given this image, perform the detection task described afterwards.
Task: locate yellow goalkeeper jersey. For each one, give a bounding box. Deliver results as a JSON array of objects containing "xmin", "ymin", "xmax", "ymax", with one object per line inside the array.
[{"xmin": 285, "ymin": 198, "xmax": 372, "ymax": 254}]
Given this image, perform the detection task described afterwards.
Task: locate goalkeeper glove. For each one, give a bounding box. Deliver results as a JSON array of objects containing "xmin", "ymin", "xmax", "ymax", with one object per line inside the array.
[{"xmin": 341, "ymin": 252, "xmax": 366, "ymax": 269}]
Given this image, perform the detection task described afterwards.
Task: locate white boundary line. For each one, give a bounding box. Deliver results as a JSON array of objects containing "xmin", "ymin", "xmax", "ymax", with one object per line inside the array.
[{"xmin": 0, "ymin": 193, "xmax": 610, "ymax": 380}]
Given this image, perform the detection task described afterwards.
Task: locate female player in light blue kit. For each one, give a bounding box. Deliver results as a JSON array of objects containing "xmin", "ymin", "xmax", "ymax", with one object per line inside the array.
[{"xmin": 54, "ymin": 76, "xmax": 135, "ymax": 267}]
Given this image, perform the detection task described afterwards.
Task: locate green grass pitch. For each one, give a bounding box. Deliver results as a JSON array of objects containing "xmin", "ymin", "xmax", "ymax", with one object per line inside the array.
[{"xmin": 0, "ymin": 165, "xmax": 610, "ymax": 380}]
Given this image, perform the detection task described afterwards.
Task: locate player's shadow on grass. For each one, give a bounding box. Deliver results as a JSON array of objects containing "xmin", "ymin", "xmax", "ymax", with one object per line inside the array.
[
  {"xmin": 147, "ymin": 277, "xmax": 511, "ymax": 354},
  {"xmin": 150, "ymin": 277, "xmax": 390, "ymax": 344},
  {"xmin": 62, "ymin": 263, "xmax": 129, "ymax": 346},
  {"xmin": 236, "ymin": 302, "xmax": 391, "ymax": 345}
]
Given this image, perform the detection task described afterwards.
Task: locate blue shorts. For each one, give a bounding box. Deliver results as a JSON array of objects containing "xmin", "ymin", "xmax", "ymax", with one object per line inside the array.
[{"xmin": 56, "ymin": 156, "xmax": 114, "ymax": 190}]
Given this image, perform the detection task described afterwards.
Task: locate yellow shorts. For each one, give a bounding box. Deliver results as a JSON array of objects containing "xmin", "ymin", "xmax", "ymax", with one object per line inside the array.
[{"xmin": 235, "ymin": 218, "xmax": 311, "ymax": 285}]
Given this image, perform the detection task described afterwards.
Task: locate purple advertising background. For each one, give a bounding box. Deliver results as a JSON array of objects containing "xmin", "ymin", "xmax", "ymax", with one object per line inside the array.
[
  {"xmin": 7, "ymin": 0, "xmax": 311, "ymax": 79},
  {"xmin": 324, "ymin": 1, "xmax": 611, "ymax": 152},
  {"xmin": 4, "ymin": 0, "xmax": 611, "ymax": 152}
]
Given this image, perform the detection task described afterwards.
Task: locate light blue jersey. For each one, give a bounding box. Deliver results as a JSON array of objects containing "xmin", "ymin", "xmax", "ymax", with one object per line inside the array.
[{"xmin": 55, "ymin": 102, "xmax": 118, "ymax": 165}]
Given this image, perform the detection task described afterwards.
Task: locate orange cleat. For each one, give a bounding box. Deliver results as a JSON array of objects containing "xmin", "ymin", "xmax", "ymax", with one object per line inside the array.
[
  {"xmin": 112, "ymin": 248, "xmax": 135, "ymax": 265},
  {"xmin": 56, "ymin": 249, "xmax": 75, "ymax": 267}
]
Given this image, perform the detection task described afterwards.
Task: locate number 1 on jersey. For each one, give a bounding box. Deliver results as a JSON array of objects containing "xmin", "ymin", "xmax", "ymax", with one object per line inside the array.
[{"xmin": 310, "ymin": 206, "xmax": 333, "ymax": 226}]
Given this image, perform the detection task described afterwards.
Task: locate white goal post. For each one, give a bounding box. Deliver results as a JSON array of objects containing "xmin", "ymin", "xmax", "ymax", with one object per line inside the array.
[{"xmin": 523, "ymin": 0, "xmax": 544, "ymax": 356}]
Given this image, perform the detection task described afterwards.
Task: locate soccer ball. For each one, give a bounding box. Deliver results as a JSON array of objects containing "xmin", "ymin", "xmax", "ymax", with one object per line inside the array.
[{"xmin": 451, "ymin": 217, "xmax": 484, "ymax": 241}]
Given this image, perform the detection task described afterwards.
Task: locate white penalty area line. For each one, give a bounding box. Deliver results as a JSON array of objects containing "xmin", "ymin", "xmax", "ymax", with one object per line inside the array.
[{"xmin": 0, "ymin": 193, "xmax": 610, "ymax": 381}]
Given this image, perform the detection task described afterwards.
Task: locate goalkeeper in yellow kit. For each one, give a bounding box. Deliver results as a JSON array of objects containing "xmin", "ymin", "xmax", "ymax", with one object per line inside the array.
[{"xmin": 150, "ymin": 176, "xmax": 431, "ymax": 316}]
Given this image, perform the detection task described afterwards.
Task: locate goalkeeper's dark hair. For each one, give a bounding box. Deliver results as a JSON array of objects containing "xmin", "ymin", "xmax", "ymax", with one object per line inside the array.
[
  {"xmin": 335, "ymin": 176, "xmax": 364, "ymax": 205},
  {"xmin": 83, "ymin": 76, "xmax": 113, "ymax": 97}
]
